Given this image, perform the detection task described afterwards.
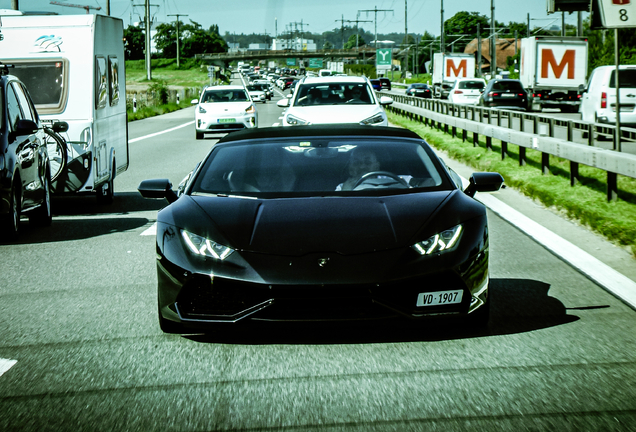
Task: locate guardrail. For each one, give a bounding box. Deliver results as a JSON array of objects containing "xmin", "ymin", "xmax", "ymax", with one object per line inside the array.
[{"xmin": 381, "ymin": 91, "xmax": 636, "ymax": 202}]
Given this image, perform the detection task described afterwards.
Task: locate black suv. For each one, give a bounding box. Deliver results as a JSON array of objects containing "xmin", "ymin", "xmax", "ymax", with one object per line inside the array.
[
  {"xmin": 0, "ymin": 65, "xmax": 54, "ymax": 240},
  {"xmin": 478, "ymin": 79, "xmax": 528, "ymax": 111}
]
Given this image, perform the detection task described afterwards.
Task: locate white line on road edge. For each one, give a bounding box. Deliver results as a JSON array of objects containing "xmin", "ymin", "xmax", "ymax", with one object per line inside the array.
[
  {"xmin": 0, "ymin": 358, "xmax": 17, "ymax": 377},
  {"xmin": 476, "ymin": 193, "xmax": 636, "ymax": 310},
  {"xmin": 128, "ymin": 121, "xmax": 195, "ymax": 143},
  {"xmin": 141, "ymin": 223, "xmax": 157, "ymax": 236}
]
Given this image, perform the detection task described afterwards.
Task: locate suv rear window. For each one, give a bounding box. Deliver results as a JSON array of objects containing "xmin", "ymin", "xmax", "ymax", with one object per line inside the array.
[
  {"xmin": 609, "ymin": 69, "xmax": 636, "ymax": 88},
  {"xmin": 491, "ymin": 81, "xmax": 524, "ymax": 91}
]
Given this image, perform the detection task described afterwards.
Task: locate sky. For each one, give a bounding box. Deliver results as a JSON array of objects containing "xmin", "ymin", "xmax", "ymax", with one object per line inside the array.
[{"xmin": 1, "ymin": 0, "xmax": 588, "ymax": 38}]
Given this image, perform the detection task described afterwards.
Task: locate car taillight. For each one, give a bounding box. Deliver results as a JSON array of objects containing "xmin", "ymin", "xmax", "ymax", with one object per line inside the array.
[
  {"xmin": 601, "ymin": 92, "xmax": 607, "ymax": 109},
  {"xmin": 454, "ymin": 90, "xmax": 463, "ymax": 94},
  {"xmin": 518, "ymin": 93, "xmax": 525, "ymax": 97},
  {"xmin": 489, "ymin": 92, "xmax": 499, "ymax": 97}
]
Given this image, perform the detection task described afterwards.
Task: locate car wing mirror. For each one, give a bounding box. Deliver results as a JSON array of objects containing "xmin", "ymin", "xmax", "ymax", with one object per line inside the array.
[
  {"xmin": 191, "ymin": 99, "xmax": 199, "ymax": 105},
  {"xmin": 15, "ymin": 119, "xmax": 39, "ymax": 136},
  {"xmin": 578, "ymin": 84, "xmax": 587, "ymax": 94},
  {"xmin": 138, "ymin": 178, "xmax": 178, "ymax": 204},
  {"xmin": 277, "ymin": 98, "xmax": 290, "ymax": 107},
  {"xmin": 379, "ymin": 96, "xmax": 394, "ymax": 106},
  {"xmin": 464, "ymin": 172, "xmax": 504, "ymax": 198}
]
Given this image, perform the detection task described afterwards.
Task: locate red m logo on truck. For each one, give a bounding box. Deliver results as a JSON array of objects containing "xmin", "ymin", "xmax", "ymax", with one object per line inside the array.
[
  {"xmin": 446, "ymin": 59, "xmax": 467, "ymax": 78},
  {"xmin": 541, "ymin": 49, "xmax": 576, "ymax": 79}
]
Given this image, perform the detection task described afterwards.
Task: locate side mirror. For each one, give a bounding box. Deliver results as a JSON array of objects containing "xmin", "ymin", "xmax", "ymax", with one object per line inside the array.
[
  {"xmin": 277, "ymin": 98, "xmax": 290, "ymax": 108},
  {"xmin": 379, "ymin": 96, "xmax": 394, "ymax": 106},
  {"xmin": 52, "ymin": 121, "xmax": 69, "ymax": 133},
  {"xmin": 578, "ymin": 84, "xmax": 587, "ymax": 94},
  {"xmin": 138, "ymin": 178, "xmax": 178, "ymax": 204},
  {"xmin": 464, "ymin": 172, "xmax": 504, "ymax": 198},
  {"xmin": 191, "ymin": 99, "xmax": 199, "ymax": 105},
  {"xmin": 14, "ymin": 119, "xmax": 39, "ymax": 136}
]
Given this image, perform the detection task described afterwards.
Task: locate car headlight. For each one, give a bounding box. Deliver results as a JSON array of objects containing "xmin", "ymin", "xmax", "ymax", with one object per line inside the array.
[
  {"xmin": 245, "ymin": 105, "xmax": 256, "ymax": 114},
  {"xmin": 286, "ymin": 114, "xmax": 310, "ymax": 126},
  {"xmin": 360, "ymin": 113, "xmax": 386, "ymax": 125},
  {"xmin": 198, "ymin": 105, "xmax": 207, "ymax": 114},
  {"xmin": 181, "ymin": 230, "xmax": 234, "ymax": 260},
  {"xmin": 412, "ymin": 225, "xmax": 463, "ymax": 255}
]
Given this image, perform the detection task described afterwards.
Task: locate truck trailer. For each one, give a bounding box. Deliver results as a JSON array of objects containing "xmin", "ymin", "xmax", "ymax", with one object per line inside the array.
[
  {"xmin": 0, "ymin": 13, "xmax": 129, "ymax": 203},
  {"xmin": 519, "ymin": 36, "xmax": 588, "ymax": 113},
  {"xmin": 432, "ymin": 53, "xmax": 476, "ymax": 99}
]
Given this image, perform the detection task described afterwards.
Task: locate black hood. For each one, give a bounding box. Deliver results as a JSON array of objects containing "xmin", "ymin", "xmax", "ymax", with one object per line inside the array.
[{"xmin": 174, "ymin": 192, "xmax": 454, "ymax": 256}]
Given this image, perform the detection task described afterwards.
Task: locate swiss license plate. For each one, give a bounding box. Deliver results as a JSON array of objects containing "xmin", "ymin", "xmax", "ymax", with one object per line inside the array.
[
  {"xmin": 416, "ymin": 290, "xmax": 463, "ymax": 307},
  {"xmin": 218, "ymin": 118, "xmax": 236, "ymax": 123}
]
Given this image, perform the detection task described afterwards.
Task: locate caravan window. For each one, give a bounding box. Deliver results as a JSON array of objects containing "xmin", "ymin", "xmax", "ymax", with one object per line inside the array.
[
  {"xmin": 95, "ymin": 56, "xmax": 108, "ymax": 109},
  {"xmin": 109, "ymin": 56, "xmax": 120, "ymax": 106},
  {"xmin": 9, "ymin": 60, "xmax": 69, "ymax": 115}
]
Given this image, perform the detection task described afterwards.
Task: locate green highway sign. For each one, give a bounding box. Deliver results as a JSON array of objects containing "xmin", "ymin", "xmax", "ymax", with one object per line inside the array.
[
  {"xmin": 308, "ymin": 58, "xmax": 324, "ymax": 68},
  {"xmin": 286, "ymin": 58, "xmax": 297, "ymax": 66}
]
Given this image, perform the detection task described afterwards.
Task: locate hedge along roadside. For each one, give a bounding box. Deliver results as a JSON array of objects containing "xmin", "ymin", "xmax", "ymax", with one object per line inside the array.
[{"xmin": 385, "ymin": 110, "xmax": 636, "ymax": 258}]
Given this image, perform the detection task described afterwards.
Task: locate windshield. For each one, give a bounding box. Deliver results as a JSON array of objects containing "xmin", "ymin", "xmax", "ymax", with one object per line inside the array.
[
  {"xmin": 458, "ymin": 80, "xmax": 485, "ymax": 90},
  {"xmin": 293, "ymin": 83, "xmax": 375, "ymax": 106},
  {"xmin": 201, "ymin": 89, "xmax": 249, "ymax": 102},
  {"xmin": 9, "ymin": 60, "xmax": 68, "ymax": 114},
  {"xmin": 491, "ymin": 81, "xmax": 524, "ymax": 91},
  {"xmin": 190, "ymin": 137, "xmax": 445, "ymax": 197}
]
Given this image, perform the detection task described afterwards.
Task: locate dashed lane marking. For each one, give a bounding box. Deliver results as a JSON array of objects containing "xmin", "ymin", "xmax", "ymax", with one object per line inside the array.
[{"xmin": 0, "ymin": 358, "xmax": 17, "ymax": 377}]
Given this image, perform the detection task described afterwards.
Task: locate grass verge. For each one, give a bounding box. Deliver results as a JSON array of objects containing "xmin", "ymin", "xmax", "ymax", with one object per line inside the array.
[{"xmin": 387, "ymin": 110, "xmax": 636, "ymax": 258}]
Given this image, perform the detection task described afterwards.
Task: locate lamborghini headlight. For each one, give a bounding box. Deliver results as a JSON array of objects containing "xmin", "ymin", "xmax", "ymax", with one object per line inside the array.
[
  {"xmin": 412, "ymin": 225, "xmax": 463, "ymax": 255},
  {"xmin": 286, "ymin": 114, "xmax": 310, "ymax": 126},
  {"xmin": 360, "ymin": 113, "xmax": 386, "ymax": 125},
  {"xmin": 181, "ymin": 230, "xmax": 234, "ymax": 260}
]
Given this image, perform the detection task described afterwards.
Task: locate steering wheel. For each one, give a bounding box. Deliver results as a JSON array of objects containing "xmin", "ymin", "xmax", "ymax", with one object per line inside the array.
[{"xmin": 352, "ymin": 171, "xmax": 408, "ymax": 189}]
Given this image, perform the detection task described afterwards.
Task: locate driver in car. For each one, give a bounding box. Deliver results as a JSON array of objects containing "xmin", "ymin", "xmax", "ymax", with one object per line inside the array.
[{"xmin": 336, "ymin": 148, "xmax": 413, "ymax": 191}]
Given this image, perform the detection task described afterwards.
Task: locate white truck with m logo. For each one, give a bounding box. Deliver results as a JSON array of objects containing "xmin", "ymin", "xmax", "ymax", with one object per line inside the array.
[{"xmin": 520, "ymin": 36, "xmax": 588, "ymax": 113}]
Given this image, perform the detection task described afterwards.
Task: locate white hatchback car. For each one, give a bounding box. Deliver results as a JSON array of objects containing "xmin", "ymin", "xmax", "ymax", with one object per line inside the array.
[
  {"xmin": 191, "ymin": 86, "xmax": 258, "ymax": 139},
  {"xmin": 277, "ymin": 76, "xmax": 393, "ymax": 126},
  {"xmin": 448, "ymin": 78, "xmax": 486, "ymax": 105}
]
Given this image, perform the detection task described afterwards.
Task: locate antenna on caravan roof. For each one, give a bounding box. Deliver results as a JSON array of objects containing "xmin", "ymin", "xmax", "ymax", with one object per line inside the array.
[{"xmin": 49, "ymin": 1, "xmax": 101, "ymax": 14}]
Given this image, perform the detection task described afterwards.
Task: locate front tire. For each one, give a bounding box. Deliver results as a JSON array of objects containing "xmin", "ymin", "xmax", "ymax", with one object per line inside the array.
[
  {"xmin": 29, "ymin": 167, "xmax": 52, "ymax": 227},
  {"xmin": 1, "ymin": 181, "xmax": 21, "ymax": 241}
]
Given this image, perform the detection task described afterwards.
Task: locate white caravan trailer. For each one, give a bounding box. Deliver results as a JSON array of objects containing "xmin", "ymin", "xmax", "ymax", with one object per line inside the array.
[{"xmin": 0, "ymin": 13, "xmax": 128, "ymax": 203}]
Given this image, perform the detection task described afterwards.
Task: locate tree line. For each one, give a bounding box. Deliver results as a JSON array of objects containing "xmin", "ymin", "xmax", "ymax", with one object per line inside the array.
[{"xmin": 124, "ymin": 12, "xmax": 636, "ymax": 73}]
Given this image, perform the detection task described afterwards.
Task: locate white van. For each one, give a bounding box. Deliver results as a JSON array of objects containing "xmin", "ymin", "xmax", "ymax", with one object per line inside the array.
[
  {"xmin": 579, "ymin": 65, "xmax": 636, "ymax": 128},
  {"xmin": 318, "ymin": 69, "xmax": 332, "ymax": 77},
  {"xmin": 0, "ymin": 14, "xmax": 129, "ymax": 203}
]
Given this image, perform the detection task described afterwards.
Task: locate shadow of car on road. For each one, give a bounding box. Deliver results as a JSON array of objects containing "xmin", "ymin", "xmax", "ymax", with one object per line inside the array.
[
  {"xmin": 0, "ymin": 192, "xmax": 162, "ymax": 245},
  {"xmin": 184, "ymin": 278, "xmax": 581, "ymax": 345}
]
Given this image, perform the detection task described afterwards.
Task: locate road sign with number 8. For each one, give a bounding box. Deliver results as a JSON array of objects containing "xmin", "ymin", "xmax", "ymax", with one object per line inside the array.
[{"xmin": 599, "ymin": 0, "xmax": 636, "ymax": 27}]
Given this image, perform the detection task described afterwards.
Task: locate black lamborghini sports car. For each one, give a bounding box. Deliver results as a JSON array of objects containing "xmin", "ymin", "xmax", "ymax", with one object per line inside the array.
[{"xmin": 138, "ymin": 125, "xmax": 504, "ymax": 333}]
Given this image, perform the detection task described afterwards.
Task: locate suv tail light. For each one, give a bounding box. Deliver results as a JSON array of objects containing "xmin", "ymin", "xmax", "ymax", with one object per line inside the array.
[
  {"xmin": 601, "ymin": 92, "xmax": 607, "ymax": 109},
  {"xmin": 454, "ymin": 90, "xmax": 463, "ymax": 94}
]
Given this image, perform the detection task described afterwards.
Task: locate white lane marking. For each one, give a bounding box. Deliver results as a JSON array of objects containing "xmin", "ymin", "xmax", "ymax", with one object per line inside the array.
[
  {"xmin": 129, "ymin": 121, "xmax": 195, "ymax": 143},
  {"xmin": 476, "ymin": 192, "xmax": 636, "ymax": 309},
  {"xmin": 0, "ymin": 358, "xmax": 17, "ymax": 377},
  {"xmin": 141, "ymin": 223, "xmax": 157, "ymax": 236}
]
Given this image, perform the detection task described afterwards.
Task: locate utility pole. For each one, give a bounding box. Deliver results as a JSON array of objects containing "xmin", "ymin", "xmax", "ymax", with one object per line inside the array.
[
  {"xmin": 335, "ymin": 15, "xmax": 345, "ymax": 49},
  {"xmin": 344, "ymin": 16, "xmax": 372, "ymax": 50},
  {"xmin": 477, "ymin": 23, "xmax": 482, "ymax": 77},
  {"xmin": 440, "ymin": 0, "xmax": 444, "ymax": 52},
  {"xmin": 404, "ymin": 0, "xmax": 408, "ymax": 78},
  {"xmin": 490, "ymin": 0, "xmax": 496, "ymax": 76},
  {"xmin": 145, "ymin": 0, "xmax": 151, "ymax": 80},
  {"xmin": 167, "ymin": 14, "xmax": 188, "ymax": 68},
  {"xmin": 360, "ymin": 6, "xmax": 394, "ymax": 48}
]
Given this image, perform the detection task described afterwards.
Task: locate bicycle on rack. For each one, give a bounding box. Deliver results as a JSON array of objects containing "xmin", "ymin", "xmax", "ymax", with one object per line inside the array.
[{"xmin": 42, "ymin": 121, "xmax": 69, "ymax": 183}]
